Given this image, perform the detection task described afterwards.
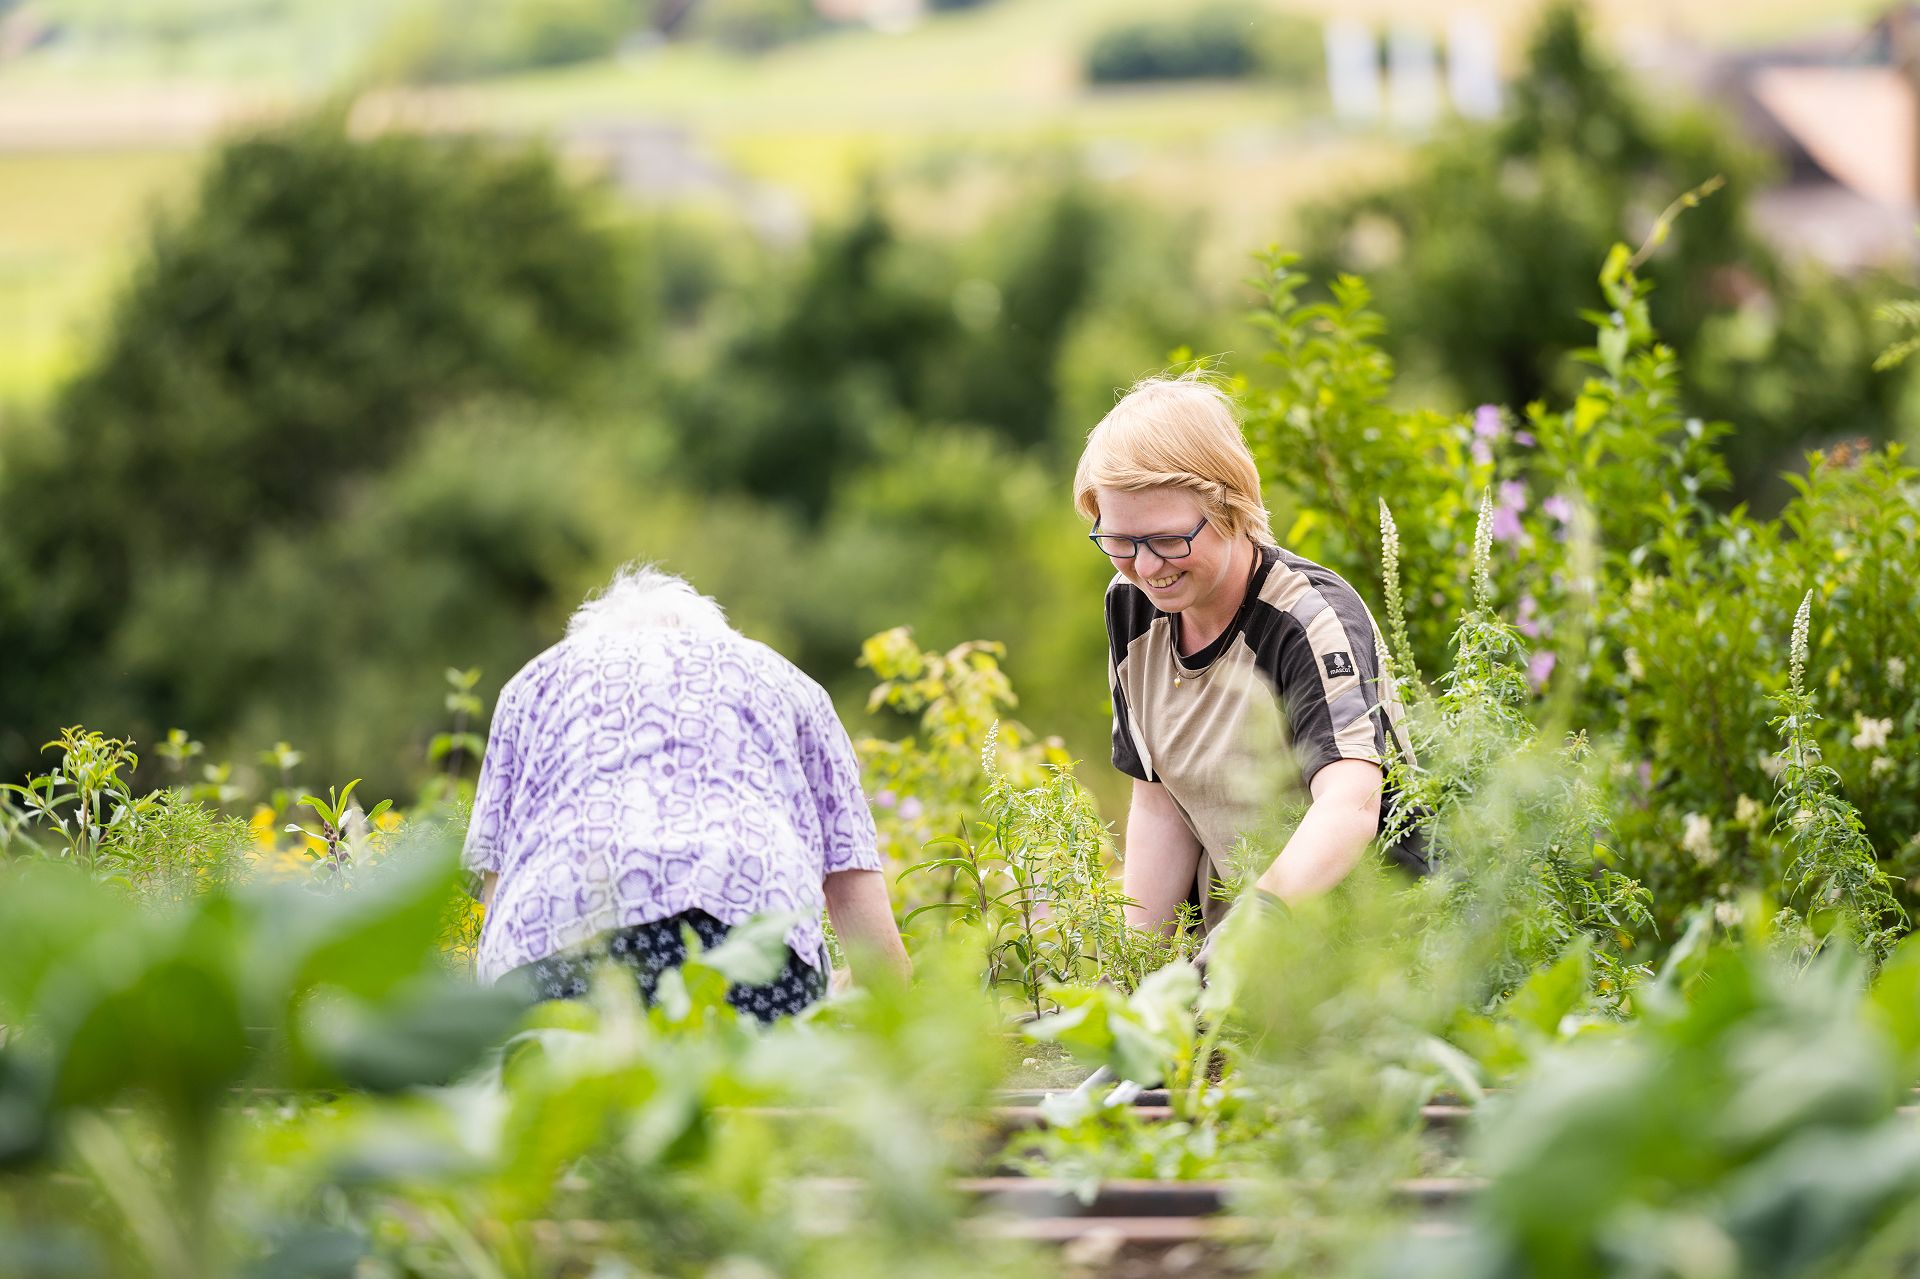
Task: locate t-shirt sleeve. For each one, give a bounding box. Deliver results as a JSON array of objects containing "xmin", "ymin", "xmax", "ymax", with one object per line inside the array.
[
  {"xmin": 1106, "ymin": 581, "xmax": 1151, "ymax": 782},
  {"xmin": 797, "ymin": 683, "xmax": 883, "ymax": 875},
  {"xmin": 462, "ymin": 674, "xmax": 524, "ymax": 874},
  {"xmin": 1271, "ymin": 588, "xmax": 1388, "ymax": 788}
]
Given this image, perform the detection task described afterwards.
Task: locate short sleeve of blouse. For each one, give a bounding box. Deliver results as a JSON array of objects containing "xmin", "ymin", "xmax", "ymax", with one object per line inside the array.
[
  {"xmin": 462, "ymin": 673, "xmax": 525, "ymax": 874},
  {"xmin": 795, "ymin": 681, "xmax": 882, "ymax": 875}
]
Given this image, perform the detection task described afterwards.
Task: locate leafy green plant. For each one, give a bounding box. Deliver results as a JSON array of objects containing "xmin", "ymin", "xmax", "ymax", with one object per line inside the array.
[
  {"xmin": 0, "ymin": 846, "xmax": 526, "ymax": 1278},
  {"xmin": 1241, "ymin": 251, "xmax": 1474, "ymax": 677},
  {"xmin": 152, "ymin": 728, "xmax": 204, "ymax": 781},
  {"xmin": 422, "ymin": 666, "xmax": 487, "ymax": 809},
  {"xmin": 1872, "ymin": 298, "xmax": 1920, "ymax": 371},
  {"xmin": 284, "ymin": 779, "xmax": 393, "ymax": 882},
  {"xmin": 1386, "ymin": 921, "xmax": 1920, "ymax": 1279},
  {"xmin": 258, "ymin": 740, "xmax": 307, "ymax": 815},
  {"xmin": 0, "ymin": 728, "xmax": 154, "ymax": 871},
  {"xmin": 1769, "ymin": 591, "xmax": 1905, "ymax": 964},
  {"xmin": 856, "ymin": 627, "xmax": 1067, "ymax": 888},
  {"xmin": 902, "ymin": 732, "xmax": 1186, "ymax": 1016},
  {"xmin": 1384, "ymin": 493, "xmax": 1651, "ymax": 1003}
]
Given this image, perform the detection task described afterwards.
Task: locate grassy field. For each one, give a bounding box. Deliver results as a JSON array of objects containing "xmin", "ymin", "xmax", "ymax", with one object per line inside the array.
[
  {"xmin": 0, "ymin": 149, "xmax": 200, "ymax": 407},
  {"xmin": 0, "ymin": 0, "xmax": 1888, "ymax": 411}
]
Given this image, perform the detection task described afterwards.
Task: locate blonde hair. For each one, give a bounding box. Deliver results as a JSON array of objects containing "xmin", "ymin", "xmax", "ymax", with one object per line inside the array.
[
  {"xmin": 1072, "ymin": 372, "xmax": 1275, "ymax": 545},
  {"xmin": 568, "ymin": 563, "xmax": 730, "ymax": 637}
]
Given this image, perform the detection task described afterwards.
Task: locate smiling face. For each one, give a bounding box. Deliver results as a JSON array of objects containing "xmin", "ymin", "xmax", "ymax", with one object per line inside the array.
[{"xmin": 1096, "ymin": 486, "xmax": 1251, "ymax": 620}]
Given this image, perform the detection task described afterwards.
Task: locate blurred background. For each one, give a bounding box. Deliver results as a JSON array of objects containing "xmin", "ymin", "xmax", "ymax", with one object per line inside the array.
[{"xmin": 0, "ymin": 0, "xmax": 1915, "ymax": 805}]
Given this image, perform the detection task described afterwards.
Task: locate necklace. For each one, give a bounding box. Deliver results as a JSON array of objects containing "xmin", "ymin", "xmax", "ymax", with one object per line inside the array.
[{"xmin": 1170, "ymin": 638, "xmax": 1230, "ymax": 688}]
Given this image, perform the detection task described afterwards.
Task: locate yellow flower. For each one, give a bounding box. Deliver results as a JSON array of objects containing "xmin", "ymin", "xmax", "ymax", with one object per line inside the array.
[{"xmin": 248, "ymin": 805, "xmax": 279, "ymax": 852}]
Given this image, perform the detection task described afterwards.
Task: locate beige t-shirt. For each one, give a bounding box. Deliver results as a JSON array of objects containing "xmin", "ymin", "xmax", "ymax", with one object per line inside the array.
[{"xmin": 1106, "ymin": 544, "xmax": 1422, "ymax": 931}]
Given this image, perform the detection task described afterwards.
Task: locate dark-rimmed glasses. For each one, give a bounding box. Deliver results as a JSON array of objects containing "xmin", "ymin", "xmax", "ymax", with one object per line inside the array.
[{"xmin": 1088, "ymin": 516, "xmax": 1209, "ymax": 560}]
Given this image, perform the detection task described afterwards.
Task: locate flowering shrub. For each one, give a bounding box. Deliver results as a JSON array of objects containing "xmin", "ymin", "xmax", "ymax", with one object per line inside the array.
[
  {"xmin": 853, "ymin": 626, "xmax": 1069, "ymax": 885},
  {"xmin": 1248, "ymin": 233, "xmax": 1920, "ymax": 958}
]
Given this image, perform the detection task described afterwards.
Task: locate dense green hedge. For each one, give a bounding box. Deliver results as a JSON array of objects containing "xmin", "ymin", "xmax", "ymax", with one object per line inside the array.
[{"xmin": 1085, "ymin": 4, "xmax": 1320, "ymax": 86}]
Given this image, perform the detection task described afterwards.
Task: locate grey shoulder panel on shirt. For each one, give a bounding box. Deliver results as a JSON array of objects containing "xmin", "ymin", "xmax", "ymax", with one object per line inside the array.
[{"xmin": 1245, "ymin": 553, "xmax": 1391, "ymax": 766}]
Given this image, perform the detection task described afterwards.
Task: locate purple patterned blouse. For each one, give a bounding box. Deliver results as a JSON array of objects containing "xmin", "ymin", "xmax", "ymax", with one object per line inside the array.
[{"xmin": 462, "ymin": 627, "xmax": 880, "ymax": 983}]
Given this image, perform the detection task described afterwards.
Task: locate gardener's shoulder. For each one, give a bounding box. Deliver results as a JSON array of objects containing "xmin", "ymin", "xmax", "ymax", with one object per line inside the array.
[
  {"xmin": 1250, "ymin": 550, "xmax": 1379, "ymax": 634},
  {"xmin": 727, "ymin": 633, "xmax": 836, "ymax": 706}
]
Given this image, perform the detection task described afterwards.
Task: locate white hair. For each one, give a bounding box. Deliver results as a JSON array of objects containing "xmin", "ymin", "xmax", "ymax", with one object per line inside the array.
[{"xmin": 567, "ymin": 564, "xmax": 730, "ymax": 637}]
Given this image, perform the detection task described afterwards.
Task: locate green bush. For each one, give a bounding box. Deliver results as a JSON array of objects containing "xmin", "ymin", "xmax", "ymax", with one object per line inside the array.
[
  {"xmin": 666, "ymin": 182, "xmax": 1209, "ymax": 515},
  {"xmin": 0, "ymin": 117, "xmax": 640, "ymax": 778},
  {"xmin": 1086, "ymin": 4, "xmax": 1318, "ymax": 85},
  {"xmin": 1244, "ymin": 235, "xmax": 1920, "ymax": 948},
  {"xmin": 1391, "ymin": 929, "xmax": 1920, "ymax": 1279}
]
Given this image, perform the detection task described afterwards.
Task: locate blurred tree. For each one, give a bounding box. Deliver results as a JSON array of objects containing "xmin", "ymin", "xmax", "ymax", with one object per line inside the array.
[
  {"xmin": 928, "ymin": 182, "xmax": 1108, "ymax": 451},
  {"xmin": 670, "ymin": 180, "xmax": 1214, "ymax": 516},
  {"xmin": 1086, "ymin": 4, "xmax": 1321, "ymax": 87},
  {"xmin": 0, "ymin": 116, "xmax": 640, "ymax": 775},
  {"xmin": 668, "ymin": 195, "xmax": 958, "ymax": 519}
]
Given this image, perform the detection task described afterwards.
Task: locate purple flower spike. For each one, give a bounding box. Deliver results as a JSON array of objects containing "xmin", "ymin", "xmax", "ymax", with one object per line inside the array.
[
  {"xmin": 1528, "ymin": 650, "xmax": 1557, "ymax": 690},
  {"xmin": 1514, "ymin": 430, "xmax": 1537, "ymax": 448},
  {"xmin": 1541, "ymin": 495, "xmax": 1573, "ymax": 524},
  {"xmin": 898, "ymin": 797, "xmax": 924, "ymax": 822},
  {"xmin": 1497, "ymin": 480, "xmax": 1528, "ymax": 511},
  {"xmin": 1473, "ymin": 405, "xmax": 1504, "ymax": 440}
]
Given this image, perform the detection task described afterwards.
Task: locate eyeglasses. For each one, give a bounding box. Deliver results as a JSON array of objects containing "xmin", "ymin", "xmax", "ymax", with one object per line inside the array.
[{"xmin": 1088, "ymin": 516, "xmax": 1209, "ymax": 560}]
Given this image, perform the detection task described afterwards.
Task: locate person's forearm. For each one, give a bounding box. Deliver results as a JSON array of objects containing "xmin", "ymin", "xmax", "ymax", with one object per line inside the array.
[
  {"xmin": 1252, "ymin": 797, "xmax": 1378, "ymax": 903},
  {"xmin": 1122, "ymin": 782, "xmax": 1203, "ymax": 933},
  {"xmin": 480, "ymin": 871, "xmax": 498, "ymax": 910},
  {"xmin": 824, "ymin": 869, "xmax": 911, "ymax": 986}
]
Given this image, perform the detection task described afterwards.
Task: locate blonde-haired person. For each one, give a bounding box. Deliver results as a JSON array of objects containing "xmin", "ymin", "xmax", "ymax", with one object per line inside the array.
[
  {"xmin": 464, "ymin": 565, "xmax": 910, "ymax": 1019},
  {"xmin": 1073, "ymin": 374, "xmax": 1425, "ymax": 941}
]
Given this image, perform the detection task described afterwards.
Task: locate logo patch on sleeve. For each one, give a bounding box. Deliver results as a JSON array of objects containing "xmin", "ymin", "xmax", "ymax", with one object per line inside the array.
[{"xmin": 1321, "ymin": 651, "xmax": 1356, "ymax": 678}]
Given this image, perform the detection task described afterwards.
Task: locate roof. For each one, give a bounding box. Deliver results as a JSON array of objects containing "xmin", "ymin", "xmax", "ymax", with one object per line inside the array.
[{"xmin": 1748, "ymin": 65, "xmax": 1916, "ymax": 208}]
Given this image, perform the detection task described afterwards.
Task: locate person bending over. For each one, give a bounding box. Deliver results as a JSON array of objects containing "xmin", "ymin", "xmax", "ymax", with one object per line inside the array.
[
  {"xmin": 1073, "ymin": 374, "xmax": 1426, "ymax": 941},
  {"xmin": 464, "ymin": 565, "xmax": 909, "ymax": 1020}
]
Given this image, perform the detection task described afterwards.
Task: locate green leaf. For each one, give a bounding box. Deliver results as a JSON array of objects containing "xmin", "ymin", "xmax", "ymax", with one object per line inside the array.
[
  {"xmin": 298, "ymin": 980, "xmax": 527, "ymax": 1093},
  {"xmin": 1597, "ymin": 323, "xmax": 1627, "ymax": 380},
  {"xmin": 1501, "ymin": 939, "xmax": 1593, "ymax": 1037},
  {"xmin": 51, "ymin": 945, "xmax": 251, "ymax": 1119},
  {"xmin": 698, "ymin": 912, "xmax": 803, "ymax": 988},
  {"xmin": 1597, "ymin": 242, "xmax": 1632, "ymax": 291},
  {"xmin": 256, "ymin": 840, "xmax": 464, "ymax": 1005},
  {"xmin": 1027, "ymin": 986, "xmax": 1177, "ymax": 1086}
]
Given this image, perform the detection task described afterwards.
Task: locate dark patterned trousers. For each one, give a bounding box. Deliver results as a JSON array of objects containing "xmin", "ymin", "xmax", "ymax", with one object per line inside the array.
[{"xmin": 503, "ymin": 909, "xmax": 827, "ymax": 1023}]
